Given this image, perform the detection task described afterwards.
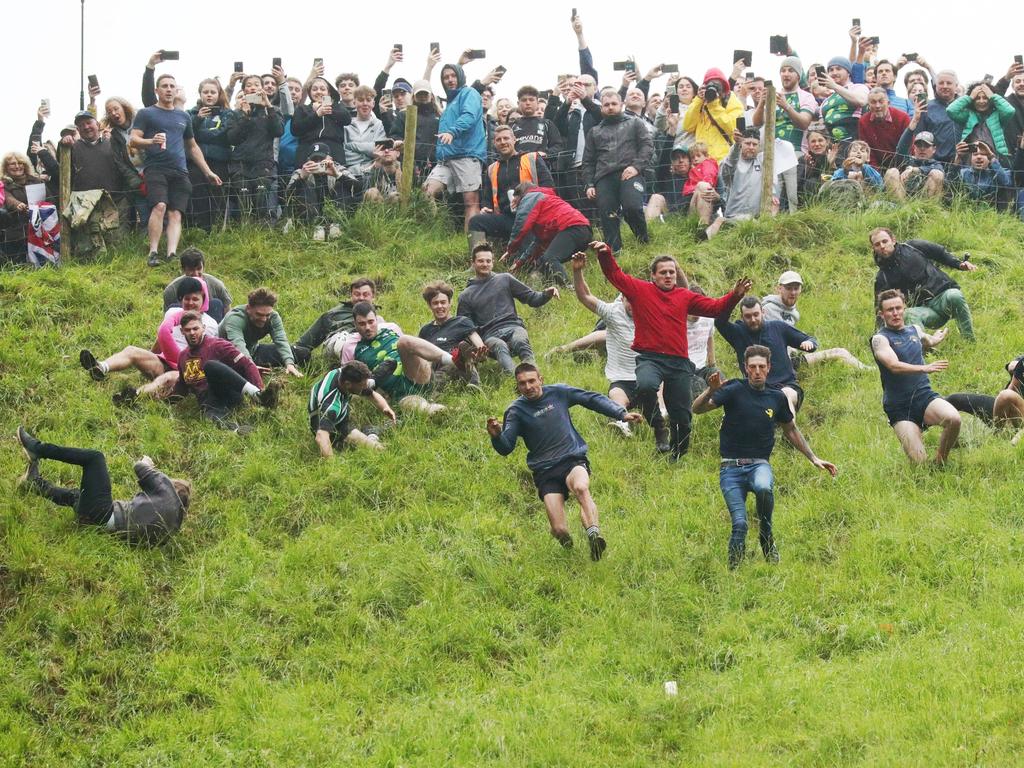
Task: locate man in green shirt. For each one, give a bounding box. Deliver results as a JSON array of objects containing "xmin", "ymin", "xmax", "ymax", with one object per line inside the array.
[
  {"xmin": 218, "ymin": 287, "xmax": 303, "ymax": 377},
  {"xmin": 308, "ymin": 360, "xmax": 396, "ymax": 457}
]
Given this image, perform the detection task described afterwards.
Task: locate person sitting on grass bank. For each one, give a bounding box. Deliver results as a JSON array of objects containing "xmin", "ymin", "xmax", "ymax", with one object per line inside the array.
[
  {"xmin": 218, "ymin": 287, "xmax": 303, "ymax": 377},
  {"xmin": 418, "ymin": 281, "xmax": 488, "ymax": 388},
  {"xmin": 692, "ymin": 346, "xmax": 837, "ymax": 570},
  {"xmin": 870, "ymin": 289, "xmax": 961, "ymax": 465},
  {"xmin": 456, "ymin": 243, "xmax": 559, "ymax": 375},
  {"xmin": 291, "ymin": 278, "xmax": 387, "ymax": 366},
  {"xmin": 80, "ymin": 276, "xmax": 218, "ymax": 387},
  {"xmin": 308, "ymin": 360, "xmax": 397, "ymax": 457},
  {"xmin": 17, "ymin": 427, "xmax": 191, "ymax": 545},
  {"xmin": 486, "ymin": 363, "xmax": 643, "ymax": 561},
  {"xmin": 761, "ymin": 270, "xmax": 872, "ymax": 370},
  {"xmin": 348, "ymin": 302, "xmax": 464, "ymax": 416},
  {"xmin": 162, "ymin": 247, "xmax": 232, "ymax": 321},
  {"xmin": 946, "ymin": 355, "xmax": 1024, "ymax": 444},
  {"xmin": 114, "ymin": 312, "xmax": 282, "ymax": 431},
  {"xmin": 869, "ymin": 227, "xmax": 977, "ymax": 341}
]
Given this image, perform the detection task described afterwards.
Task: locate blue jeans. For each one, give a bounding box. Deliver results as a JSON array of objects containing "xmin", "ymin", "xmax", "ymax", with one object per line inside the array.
[{"xmin": 719, "ymin": 462, "xmax": 774, "ymax": 553}]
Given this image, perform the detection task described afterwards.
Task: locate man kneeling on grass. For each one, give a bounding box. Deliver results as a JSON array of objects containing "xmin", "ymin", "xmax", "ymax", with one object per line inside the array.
[
  {"xmin": 486, "ymin": 363, "xmax": 643, "ymax": 561},
  {"xmin": 308, "ymin": 360, "xmax": 397, "ymax": 457}
]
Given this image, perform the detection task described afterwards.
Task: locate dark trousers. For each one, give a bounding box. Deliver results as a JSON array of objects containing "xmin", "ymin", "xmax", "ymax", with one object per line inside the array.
[
  {"xmin": 559, "ymin": 165, "xmax": 596, "ymax": 219},
  {"xmin": 595, "ymin": 173, "xmax": 648, "ymax": 253},
  {"xmin": 199, "ymin": 359, "xmax": 251, "ymax": 417},
  {"xmin": 31, "ymin": 442, "xmax": 113, "ymax": 525},
  {"xmin": 252, "ymin": 344, "xmax": 287, "ymax": 368},
  {"xmin": 188, "ymin": 158, "xmax": 229, "ymax": 232},
  {"xmin": 540, "ymin": 225, "xmax": 593, "ymax": 283},
  {"xmin": 635, "ymin": 352, "xmax": 696, "ymax": 457},
  {"xmin": 468, "ymin": 211, "xmax": 514, "ymax": 240}
]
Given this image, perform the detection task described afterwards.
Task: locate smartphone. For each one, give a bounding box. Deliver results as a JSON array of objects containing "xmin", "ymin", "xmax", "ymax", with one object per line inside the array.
[
  {"xmin": 375, "ymin": 138, "xmax": 395, "ymax": 150},
  {"xmin": 495, "ymin": 65, "xmax": 507, "ymax": 75},
  {"xmin": 915, "ymin": 92, "xmax": 926, "ymax": 104},
  {"xmin": 769, "ymin": 36, "xmax": 788, "ymax": 55},
  {"xmin": 1016, "ymin": 55, "xmax": 1023, "ymax": 65},
  {"xmin": 430, "ymin": 42, "xmax": 440, "ymax": 54},
  {"xmin": 852, "ymin": 17, "xmax": 860, "ymax": 27},
  {"xmin": 539, "ymin": 89, "xmax": 553, "ymax": 100},
  {"xmin": 272, "ymin": 57, "xmax": 282, "ymax": 68},
  {"xmin": 815, "ymin": 65, "xmax": 827, "ymax": 79},
  {"xmin": 984, "ymin": 73, "xmax": 993, "ymax": 83},
  {"xmin": 571, "ymin": 7, "xmax": 577, "ymax": 18},
  {"xmin": 736, "ymin": 116, "xmax": 746, "ymax": 133},
  {"xmin": 662, "ymin": 64, "xmax": 679, "ymax": 73},
  {"xmin": 234, "ymin": 61, "xmax": 244, "ymax": 73},
  {"xmin": 467, "ymin": 49, "xmax": 486, "ymax": 60},
  {"xmin": 734, "ymin": 49, "xmax": 753, "ymax": 67},
  {"xmin": 625, "ymin": 60, "xmax": 636, "ymax": 72},
  {"xmin": 867, "ymin": 36, "xmax": 879, "ymax": 46},
  {"xmin": 764, "ymin": 78, "xmax": 773, "ymax": 88},
  {"xmin": 162, "ymin": 50, "xmax": 179, "ymax": 61},
  {"xmin": 245, "ymin": 93, "xmax": 262, "ymax": 104},
  {"xmin": 41, "ymin": 98, "xmax": 50, "ymax": 112},
  {"xmin": 747, "ymin": 73, "xmax": 756, "ymax": 81},
  {"xmin": 904, "ymin": 53, "xmax": 918, "ymax": 62},
  {"xmin": 669, "ymin": 94, "xmax": 680, "ymax": 111},
  {"xmin": 613, "ymin": 61, "xmax": 629, "ymax": 71},
  {"xmin": 313, "ymin": 57, "xmax": 323, "ymax": 68},
  {"xmin": 88, "ymin": 74, "xmax": 99, "ymax": 89}
]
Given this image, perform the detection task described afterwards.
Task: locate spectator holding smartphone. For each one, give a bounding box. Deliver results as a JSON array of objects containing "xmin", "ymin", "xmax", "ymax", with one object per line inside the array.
[
  {"xmin": 955, "ymin": 140, "xmax": 1012, "ymax": 207},
  {"xmin": 130, "ymin": 73, "xmax": 223, "ymax": 266},
  {"xmin": 389, "ymin": 81, "xmax": 440, "ymax": 185},
  {"xmin": 188, "ymin": 78, "xmax": 234, "ymax": 232},
  {"xmin": 817, "ymin": 57, "xmax": 869, "ymax": 150},
  {"xmin": 292, "ymin": 77, "xmax": 352, "ymax": 167},
  {"xmin": 228, "ymin": 75, "xmax": 283, "ymax": 223}
]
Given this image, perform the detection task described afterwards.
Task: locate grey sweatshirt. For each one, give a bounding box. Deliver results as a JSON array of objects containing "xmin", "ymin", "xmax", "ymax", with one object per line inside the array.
[
  {"xmin": 110, "ymin": 462, "xmax": 186, "ymax": 545},
  {"xmin": 456, "ymin": 272, "xmax": 551, "ymax": 336},
  {"xmin": 760, "ymin": 294, "xmax": 800, "ymax": 326}
]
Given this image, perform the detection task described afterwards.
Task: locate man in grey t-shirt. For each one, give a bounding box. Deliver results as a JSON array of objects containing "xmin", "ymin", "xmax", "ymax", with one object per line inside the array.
[{"xmin": 706, "ymin": 129, "xmax": 780, "ymax": 239}]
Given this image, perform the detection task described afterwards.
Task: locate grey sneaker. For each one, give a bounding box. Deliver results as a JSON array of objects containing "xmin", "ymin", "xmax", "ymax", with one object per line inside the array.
[
  {"xmin": 588, "ymin": 533, "xmax": 607, "ymax": 561},
  {"xmin": 147, "ymin": 251, "xmax": 162, "ymax": 267},
  {"xmin": 79, "ymin": 349, "xmax": 106, "ymax": 381}
]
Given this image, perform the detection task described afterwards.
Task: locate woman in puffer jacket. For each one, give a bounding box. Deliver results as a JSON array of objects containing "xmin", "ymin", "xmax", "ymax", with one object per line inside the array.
[{"xmin": 291, "ymin": 77, "xmax": 351, "ymax": 166}]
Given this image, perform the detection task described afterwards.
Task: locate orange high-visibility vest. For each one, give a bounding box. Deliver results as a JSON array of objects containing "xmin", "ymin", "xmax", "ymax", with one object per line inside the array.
[{"xmin": 488, "ymin": 152, "xmax": 540, "ymax": 209}]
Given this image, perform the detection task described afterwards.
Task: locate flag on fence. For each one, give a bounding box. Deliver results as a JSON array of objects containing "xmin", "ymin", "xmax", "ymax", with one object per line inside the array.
[{"xmin": 27, "ymin": 203, "xmax": 61, "ymax": 267}]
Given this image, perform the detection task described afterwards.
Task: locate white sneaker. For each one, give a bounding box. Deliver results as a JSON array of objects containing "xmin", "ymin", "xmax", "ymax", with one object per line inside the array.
[
  {"xmin": 427, "ymin": 403, "xmax": 447, "ymax": 417},
  {"xmin": 328, "ymin": 223, "xmax": 341, "ymax": 240},
  {"xmin": 313, "ymin": 226, "xmax": 326, "ymax": 241},
  {"xmin": 607, "ymin": 420, "xmax": 633, "ymax": 437}
]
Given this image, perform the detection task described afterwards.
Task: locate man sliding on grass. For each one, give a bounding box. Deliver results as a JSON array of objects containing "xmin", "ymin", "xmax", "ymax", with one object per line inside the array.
[
  {"xmin": 308, "ymin": 360, "xmax": 397, "ymax": 457},
  {"xmin": 946, "ymin": 355, "xmax": 1024, "ymax": 443},
  {"xmin": 486, "ymin": 362, "xmax": 642, "ymax": 561}
]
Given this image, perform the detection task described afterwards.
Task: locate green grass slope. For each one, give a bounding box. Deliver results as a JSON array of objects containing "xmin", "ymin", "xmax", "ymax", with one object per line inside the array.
[{"xmin": 2, "ymin": 198, "xmax": 1024, "ymax": 766}]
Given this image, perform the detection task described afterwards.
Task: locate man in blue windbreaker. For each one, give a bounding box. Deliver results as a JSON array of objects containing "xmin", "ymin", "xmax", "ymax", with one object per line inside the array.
[{"xmin": 424, "ymin": 63, "xmax": 486, "ymax": 232}]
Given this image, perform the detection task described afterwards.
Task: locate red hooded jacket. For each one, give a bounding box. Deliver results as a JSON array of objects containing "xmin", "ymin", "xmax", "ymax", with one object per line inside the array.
[{"xmin": 507, "ymin": 186, "xmax": 590, "ymax": 256}]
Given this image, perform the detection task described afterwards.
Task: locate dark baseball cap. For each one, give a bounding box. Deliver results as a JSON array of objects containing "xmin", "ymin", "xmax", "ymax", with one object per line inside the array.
[{"xmin": 308, "ymin": 142, "xmax": 330, "ymax": 160}]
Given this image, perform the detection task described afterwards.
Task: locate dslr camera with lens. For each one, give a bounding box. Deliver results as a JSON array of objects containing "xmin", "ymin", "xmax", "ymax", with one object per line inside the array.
[{"xmin": 704, "ymin": 84, "xmax": 720, "ymax": 102}]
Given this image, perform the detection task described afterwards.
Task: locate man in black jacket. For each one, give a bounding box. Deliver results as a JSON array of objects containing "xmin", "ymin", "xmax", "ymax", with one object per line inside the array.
[
  {"xmin": 228, "ymin": 75, "xmax": 284, "ymax": 223},
  {"xmin": 869, "ymin": 228, "xmax": 978, "ymax": 341},
  {"xmin": 512, "ymin": 86, "xmax": 564, "ymax": 156},
  {"xmin": 583, "ymin": 89, "xmax": 653, "ymax": 253},
  {"xmin": 470, "ymin": 126, "xmax": 555, "ymax": 244}
]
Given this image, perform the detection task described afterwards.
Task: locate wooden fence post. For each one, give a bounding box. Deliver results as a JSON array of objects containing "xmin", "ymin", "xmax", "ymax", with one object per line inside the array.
[
  {"xmin": 760, "ymin": 81, "xmax": 777, "ymax": 217},
  {"xmin": 400, "ymin": 106, "xmax": 418, "ymax": 206},
  {"xmin": 59, "ymin": 142, "xmax": 73, "ymax": 260}
]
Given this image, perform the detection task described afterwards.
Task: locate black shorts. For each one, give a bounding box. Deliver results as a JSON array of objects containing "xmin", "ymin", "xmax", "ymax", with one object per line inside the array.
[
  {"xmin": 310, "ymin": 413, "xmax": 352, "ymax": 446},
  {"xmin": 532, "ymin": 456, "xmax": 590, "ymax": 501},
  {"xmin": 885, "ymin": 391, "xmax": 941, "ymax": 428},
  {"xmin": 608, "ymin": 379, "xmax": 637, "ymax": 405},
  {"xmin": 145, "ymin": 167, "xmax": 192, "ymax": 211}
]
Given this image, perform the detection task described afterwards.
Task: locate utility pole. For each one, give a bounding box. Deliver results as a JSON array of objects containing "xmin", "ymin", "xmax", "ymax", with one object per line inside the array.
[{"xmin": 79, "ymin": 0, "xmax": 86, "ymax": 111}]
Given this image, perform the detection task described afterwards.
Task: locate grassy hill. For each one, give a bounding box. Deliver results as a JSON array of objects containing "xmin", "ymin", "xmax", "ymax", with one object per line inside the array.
[{"xmin": 2, "ymin": 198, "xmax": 1024, "ymax": 766}]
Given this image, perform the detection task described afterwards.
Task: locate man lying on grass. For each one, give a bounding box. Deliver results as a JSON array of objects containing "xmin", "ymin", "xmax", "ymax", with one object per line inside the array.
[{"xmin": 486, "ymin": 363, "xmax": 642, "ymax": 561}]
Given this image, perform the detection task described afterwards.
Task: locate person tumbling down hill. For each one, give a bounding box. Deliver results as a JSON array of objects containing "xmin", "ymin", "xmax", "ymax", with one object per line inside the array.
[
  {"xmin": 16, "ymin": 427, "xmax": 191, "ymax": 545},
  {"xmin": 486, "ymin": 363, "xmax": 643, "ymax": 561},
  {"xmin": 946, "ymin": 355, "xmax": 1024, "ymax": 443},
  {"xmin": 308, "ymin": 360, "xmax": 396, "ymax": 457}
]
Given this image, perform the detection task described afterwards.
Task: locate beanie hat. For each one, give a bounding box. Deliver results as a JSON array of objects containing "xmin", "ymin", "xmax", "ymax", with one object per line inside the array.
[
  {"xmin": 827, "ymin": 56, "xmax": 853, "ymax": 75},
  {"xmin": 780, "ymin": 56, "xmax": 803, "ymax": 78}
]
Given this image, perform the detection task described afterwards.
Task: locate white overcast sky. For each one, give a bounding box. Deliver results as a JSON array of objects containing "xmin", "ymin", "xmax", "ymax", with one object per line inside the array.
[{"xmin": 3, "ymin": 1, "xmax": 1020, "ymax": 154}]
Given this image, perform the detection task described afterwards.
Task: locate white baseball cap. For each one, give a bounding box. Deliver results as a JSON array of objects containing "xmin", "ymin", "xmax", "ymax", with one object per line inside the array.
[{"xmin": 778, "ymin": 270, "xmax": 803, "ymax": 285}]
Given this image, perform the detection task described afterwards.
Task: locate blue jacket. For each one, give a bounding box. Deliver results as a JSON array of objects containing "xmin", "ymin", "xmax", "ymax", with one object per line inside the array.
[
  {"xmin": 491, "ymin": 384, "xmax": 626, "ymax": 471},
  {"xmin": 188, "ymin": 106, "xmax": 235, "ymax": 164},
  {"xmin": 436, "ymin": 64, "xmax": 486, "ymax": 162},
  {"xmin": 957, "ymin": 161, "xmax": 1011, "ymax": 200}
]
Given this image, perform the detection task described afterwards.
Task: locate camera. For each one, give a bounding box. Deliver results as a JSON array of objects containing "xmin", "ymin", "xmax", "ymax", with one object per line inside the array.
[{"xmin": 704, "ymin": 84, "xmax": 720, "ymax": 102}]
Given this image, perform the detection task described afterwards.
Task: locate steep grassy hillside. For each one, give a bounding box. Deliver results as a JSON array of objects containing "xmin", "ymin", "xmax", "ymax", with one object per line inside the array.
[{"xmin": 2, "ymin": 198, "xmax": 1023, "ymax": 766}]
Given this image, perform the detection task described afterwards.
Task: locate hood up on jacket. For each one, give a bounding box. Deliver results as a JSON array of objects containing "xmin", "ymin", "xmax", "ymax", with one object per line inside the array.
[
  {"xmin": 702, "ymin": 68, "xmax": 732, "ymax": 95},
  {"xmin": 440, "ymin": 63, "xmax": 467, "ymax": 98}
]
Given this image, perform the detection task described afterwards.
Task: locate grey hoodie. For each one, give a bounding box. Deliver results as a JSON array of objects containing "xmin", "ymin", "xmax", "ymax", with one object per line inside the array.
[{"xmin": 760, "ymin": 294, "xmax": 800, "ymax": 326}]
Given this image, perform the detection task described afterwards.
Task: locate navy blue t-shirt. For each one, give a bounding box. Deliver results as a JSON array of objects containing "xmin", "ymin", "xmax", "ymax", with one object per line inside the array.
[
  {"xmin": 418, "ymin": 316, "xmax": 477, "ymax": 353},
  {"xmin": 874, "ymin": 325, "xmax": 935, "ymax": 410},
  {"xmin": 133, "ymin": 106, "xmax": 193, "ymax": 172},
  {"xmin": 711, "ymin": 379, "xmax": 793, "ymax": 460}
]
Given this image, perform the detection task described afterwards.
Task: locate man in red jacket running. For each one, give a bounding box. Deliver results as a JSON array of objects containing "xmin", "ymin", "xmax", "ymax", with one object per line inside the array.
[
  {"xmin": 594, "ymin": 241, "xmax": 751, "ymax": 459},
  {"xmin": 502, "ymin": 182, "xmax": 592, "ymax": 285}
]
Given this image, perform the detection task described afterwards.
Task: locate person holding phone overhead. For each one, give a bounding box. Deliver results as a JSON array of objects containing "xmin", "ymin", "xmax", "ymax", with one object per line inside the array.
[
  {"xmin": 291, "ymin": 76, "xmax": 352, "ymax": 166},
  {"xmin": 130, "ymin": 72, "xmax": 222, "ymax": 267}
]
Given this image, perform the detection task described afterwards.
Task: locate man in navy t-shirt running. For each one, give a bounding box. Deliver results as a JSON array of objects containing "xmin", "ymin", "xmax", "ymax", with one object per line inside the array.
[
  {"xmin": 131, "ymin": 73, "xmax": 223, "ymax": 266},
  {"xmin": 693, "ymin": 344, "xmax": 836, "ymax": 569},
  {"xmin": 487, "ymin": 363, "xmax": 642, "ymax": 560}
]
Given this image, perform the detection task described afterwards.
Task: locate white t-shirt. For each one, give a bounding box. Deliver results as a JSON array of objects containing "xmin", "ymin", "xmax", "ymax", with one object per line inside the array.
[
  {"xmin": 595, "ymin": 299, "xmax": 637, "ymax": 382},
  {"xmin": 686, "ymin": 316, "xmax": 714, "ymax": 368}
]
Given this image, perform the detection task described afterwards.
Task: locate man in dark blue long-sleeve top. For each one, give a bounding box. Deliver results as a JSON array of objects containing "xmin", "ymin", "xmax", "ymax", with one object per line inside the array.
[{"xmin": 487, "ymin": 363, "xmax": 641, "ymax": 561}]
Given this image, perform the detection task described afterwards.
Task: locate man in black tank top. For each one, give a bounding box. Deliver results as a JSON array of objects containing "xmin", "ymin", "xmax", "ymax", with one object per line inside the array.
[{"xmin": 870, "ymin": 289, "xmax": 961, "ymax": 464}]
